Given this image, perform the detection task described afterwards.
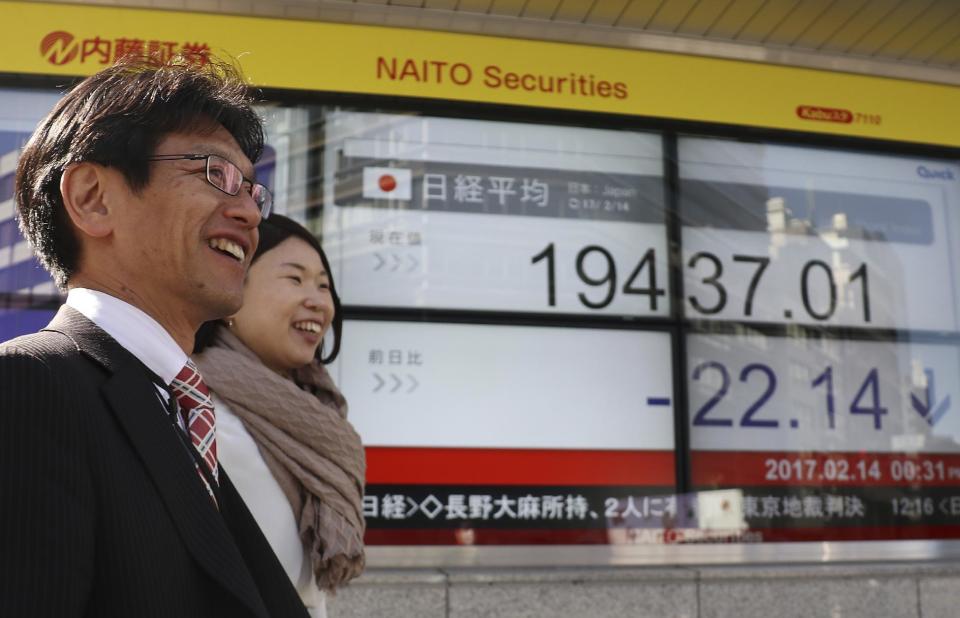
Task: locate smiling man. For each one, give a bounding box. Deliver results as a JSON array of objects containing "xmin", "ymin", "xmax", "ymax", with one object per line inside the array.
[{"xmin": 0, "ymin": 56, "xmax": 309, "ymax": 617}]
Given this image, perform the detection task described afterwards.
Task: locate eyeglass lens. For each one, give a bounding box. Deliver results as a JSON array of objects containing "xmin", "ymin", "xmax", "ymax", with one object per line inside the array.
[
  {"xmin": 206, "ymin": 155, "xmax": 272, "ymax": 217},
  {"xmin": 206, "ymin": 155, "xmax": 243, "ymax": 196}
]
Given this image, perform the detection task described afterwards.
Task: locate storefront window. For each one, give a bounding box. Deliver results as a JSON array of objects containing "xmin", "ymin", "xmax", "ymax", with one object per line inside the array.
[{"xmin": 4, "ymin": 83, "xmax": 960, "ymax": 551}]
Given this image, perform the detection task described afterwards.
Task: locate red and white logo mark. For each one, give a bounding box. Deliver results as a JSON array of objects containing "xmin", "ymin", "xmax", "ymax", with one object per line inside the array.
[
  {"xmin": 363, "ymin": 167, "xmax": 412, "ymax": 200},
  {"xmin": 40, "ymin": 31, "xmax": 78, "ymax": 66},
  {"xmin": 38, "ymin": 31, "xmax": 211, "ymax": 66}
]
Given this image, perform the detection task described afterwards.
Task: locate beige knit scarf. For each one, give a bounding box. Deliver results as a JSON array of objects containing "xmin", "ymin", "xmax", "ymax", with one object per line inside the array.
[{"xmin": 195, "ymin": 327, "xmax": 366, "ymax": 591}]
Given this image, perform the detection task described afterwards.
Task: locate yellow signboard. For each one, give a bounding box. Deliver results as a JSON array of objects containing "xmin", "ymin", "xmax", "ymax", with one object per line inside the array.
[{"xmin": 1, "ymin": 0, "xmax": 957, "ymax": 147}]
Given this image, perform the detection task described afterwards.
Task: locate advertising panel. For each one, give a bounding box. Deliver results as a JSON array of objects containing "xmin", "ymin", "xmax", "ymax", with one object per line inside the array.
[{"xmin": 4, "ymin": 1, "xmax": 960, "ymax": 147}]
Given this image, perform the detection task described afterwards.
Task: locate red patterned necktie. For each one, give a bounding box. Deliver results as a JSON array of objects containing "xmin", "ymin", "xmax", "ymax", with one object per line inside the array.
[{"xmin": 170, "ymin": 359, "xmax": 218, "ymax": 504}]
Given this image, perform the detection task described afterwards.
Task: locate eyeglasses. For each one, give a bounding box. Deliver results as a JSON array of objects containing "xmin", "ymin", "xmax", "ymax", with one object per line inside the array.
[{"xmin": 146, "ymin": 153, "xmax": 273, "ymax": 218}]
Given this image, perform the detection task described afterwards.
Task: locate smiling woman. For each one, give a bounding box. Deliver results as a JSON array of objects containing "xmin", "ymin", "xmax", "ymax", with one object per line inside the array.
[{"xmin": 193, "ymin": 214, "xmax": 365, "ymax": 618}]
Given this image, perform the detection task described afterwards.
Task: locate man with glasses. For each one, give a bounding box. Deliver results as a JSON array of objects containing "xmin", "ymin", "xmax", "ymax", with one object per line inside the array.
[{"xmin": 0, "ymin": 55, "xmax": 308, "ymax": 617}]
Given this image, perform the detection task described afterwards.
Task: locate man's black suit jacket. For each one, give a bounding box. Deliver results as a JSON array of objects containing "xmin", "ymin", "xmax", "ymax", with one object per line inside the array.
[{"xmin": 0, "ymin": 306, "xmax": 309, "ymax": 618}]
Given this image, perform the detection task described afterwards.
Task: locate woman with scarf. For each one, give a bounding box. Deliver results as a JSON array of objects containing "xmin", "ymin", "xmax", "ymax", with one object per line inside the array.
[{"xmin": 194, "ymin": 214, "xmax": 365, "ymax": 618}]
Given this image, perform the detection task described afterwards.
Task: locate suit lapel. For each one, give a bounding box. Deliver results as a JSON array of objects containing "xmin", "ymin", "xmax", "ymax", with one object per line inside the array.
[{"xmin": 44, "ymin": 307, "xmax": 271, "ymax": 618}]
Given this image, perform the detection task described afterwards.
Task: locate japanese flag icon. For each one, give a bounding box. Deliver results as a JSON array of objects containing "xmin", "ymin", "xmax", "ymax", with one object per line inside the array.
[{"xmin": 363, "ymin": 167, "xmax": 412, "ymax": 200}]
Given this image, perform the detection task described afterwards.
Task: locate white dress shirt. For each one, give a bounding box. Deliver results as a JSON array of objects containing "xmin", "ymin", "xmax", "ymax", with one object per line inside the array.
[{"xmin": 65, "ymin": 288, "xmax": 187, "ymax": 386}]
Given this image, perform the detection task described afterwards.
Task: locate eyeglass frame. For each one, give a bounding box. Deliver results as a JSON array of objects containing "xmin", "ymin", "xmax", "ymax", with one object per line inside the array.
[{"xmin": 145, "ymin": 153, "xmax": 273, "ymax": 218}]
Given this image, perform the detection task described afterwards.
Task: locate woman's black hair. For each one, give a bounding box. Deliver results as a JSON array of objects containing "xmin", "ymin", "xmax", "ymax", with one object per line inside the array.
[{"xmin": 194, "ymin": 214, "xmax": 343, "ymax": 364}]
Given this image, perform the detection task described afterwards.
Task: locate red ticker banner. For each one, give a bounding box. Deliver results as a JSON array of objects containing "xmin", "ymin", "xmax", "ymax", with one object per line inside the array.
[{"xmin": 362, "ymin": 447, "xmax": 676, "ymax": 545}]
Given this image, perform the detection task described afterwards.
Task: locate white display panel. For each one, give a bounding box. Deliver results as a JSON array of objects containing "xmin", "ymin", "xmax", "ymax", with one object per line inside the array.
[
  {"xmin": 680, "ymin": 138, "xmax": 960, "ymax": 331},
  {"xmin": 322, "ymin": 112, "xmax": 669, "ymax": 316},
  {"xmin": 688, "ymin": 333, "xmax": 960, "ymax": 454},
  {"xmin": 331, "ymin": 320, "xmax": 675, "ymax": 451}
]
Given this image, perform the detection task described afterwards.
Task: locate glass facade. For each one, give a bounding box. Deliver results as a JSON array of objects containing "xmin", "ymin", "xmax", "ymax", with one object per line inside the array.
[
  {"xmin": 0, "ymin": 88, "xmax": 62, "ymax": 340},
  {"xmin": 3, "ymin": 87, "xmax": 959, "ymax": 548}
]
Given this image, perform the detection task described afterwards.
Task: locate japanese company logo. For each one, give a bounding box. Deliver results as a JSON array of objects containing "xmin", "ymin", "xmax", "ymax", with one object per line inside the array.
[
  {"xmin": 40, "ymin": 31, "xmax": 78, "ymax": 66},
  {"xmin": 796, "ymin": 105, "xmax": 853, "ymax": 124},
  {"xmin": 39, "ymin": 30, "xmax": 211, "ymax": 66}
]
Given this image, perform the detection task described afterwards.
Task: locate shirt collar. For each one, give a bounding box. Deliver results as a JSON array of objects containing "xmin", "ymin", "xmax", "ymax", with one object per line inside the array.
[{"xmin": 65, "ymin": 288, "xmax": 187, "ymax": 385}]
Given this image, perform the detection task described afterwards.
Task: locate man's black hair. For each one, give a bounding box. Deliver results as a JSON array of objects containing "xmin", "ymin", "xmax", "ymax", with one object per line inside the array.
[{"xmin": 15, "ymin": 53, "xmax": 264, "ymax": 289}]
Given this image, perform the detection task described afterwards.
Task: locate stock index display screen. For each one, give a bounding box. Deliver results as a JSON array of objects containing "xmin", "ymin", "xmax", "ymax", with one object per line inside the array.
[
  {"xmin": 321, "ymin": 112, "xmax": 676, "ymax": 544},
  {"xmin": 681, "ymin": 138, "xmax": 960, "ymax": 542},
  {"xmin": 315, "ymin": 112, "xmax": 960, "ymax": 545},
  {"xmin": 680, "ymin": 138, "xmax": 960, "ymax": 331},
  {"xmin": 322, "ymin": 111, "xmax": 671, "ymax": 317}
]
